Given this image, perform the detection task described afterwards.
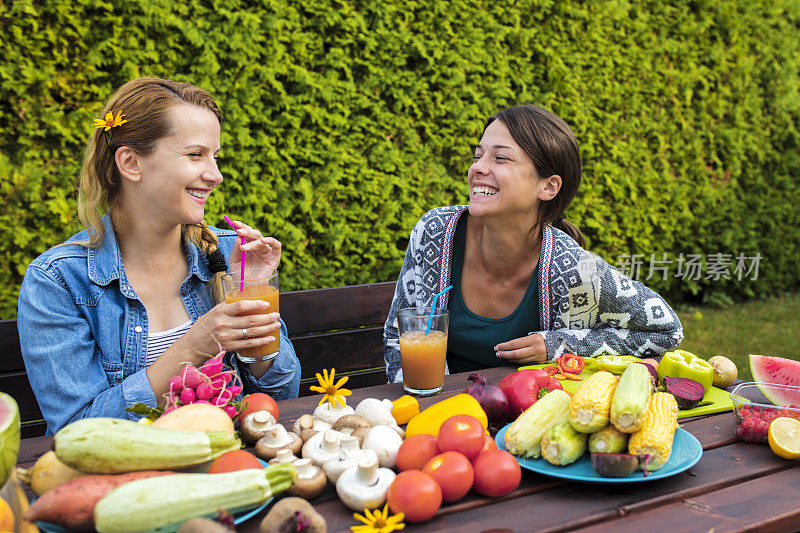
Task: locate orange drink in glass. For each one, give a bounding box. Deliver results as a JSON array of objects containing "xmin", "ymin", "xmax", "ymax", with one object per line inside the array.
[
  {"xmin": 223, "ymin": 272, "xmax": 279, "ymax": 362},
  {"xmin": 398, "ymin": 308, "xmax": 449, "ymax": 396}
]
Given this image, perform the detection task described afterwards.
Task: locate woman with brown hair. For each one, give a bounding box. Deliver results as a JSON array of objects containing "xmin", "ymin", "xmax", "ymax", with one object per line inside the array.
[
  {"xmin": 17, "ymin": 77, "xmax": 300, "ymax": 433},
  {"xmin": 383, "ymin": 105, "xmax": 683, "ymax": 382}
]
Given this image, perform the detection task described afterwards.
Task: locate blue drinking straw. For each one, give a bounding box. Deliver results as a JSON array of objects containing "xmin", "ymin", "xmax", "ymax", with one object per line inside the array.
[{"xmin": 426, "ymin": 285, "xmax": 453, "ymax": 335}]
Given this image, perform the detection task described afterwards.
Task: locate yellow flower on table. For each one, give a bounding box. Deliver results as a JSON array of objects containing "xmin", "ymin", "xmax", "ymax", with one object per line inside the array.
[
  {"xmin": 309, "ymin": 368, "xmax": 352, "ymax": 408},
  {"xmin": 92, "ymin": 110, "xmax": 128, "ymax": 131},
  {"xmin": 352, "ymin": 504, "xmax": 405, "ymax": 533}
]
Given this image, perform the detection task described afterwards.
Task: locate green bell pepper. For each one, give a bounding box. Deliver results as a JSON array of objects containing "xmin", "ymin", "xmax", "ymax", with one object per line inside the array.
[
  {"xmin": 657, "ymin": 349, "xmax": 714, "ymax": 395},
  {"xmin": 594, "ymin": 355, "xmax": 641, "ymax": 375}
]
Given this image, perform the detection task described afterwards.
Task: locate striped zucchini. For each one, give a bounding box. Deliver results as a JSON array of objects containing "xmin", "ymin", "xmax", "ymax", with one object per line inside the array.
[
  {"xmin": 94, "ymin": 463, "xmax": 295, "ymax": 532},
  {"xmin": 54, "ymin": 418, "xmax": 241, "ymax": 473}
]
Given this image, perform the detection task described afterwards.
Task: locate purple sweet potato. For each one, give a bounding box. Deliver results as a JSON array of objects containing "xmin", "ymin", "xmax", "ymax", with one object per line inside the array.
[{"xmin": 25, "ymin": 470, "xmax": 174, "ymax": 530}]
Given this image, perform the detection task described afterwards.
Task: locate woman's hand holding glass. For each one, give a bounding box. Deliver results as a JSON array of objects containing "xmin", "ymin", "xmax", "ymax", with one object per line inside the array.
[{"xmin": 227, "ymin": 220, "xmax": 281, "ymax": 280}]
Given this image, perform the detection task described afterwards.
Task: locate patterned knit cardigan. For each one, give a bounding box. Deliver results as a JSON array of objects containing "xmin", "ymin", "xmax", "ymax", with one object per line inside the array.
[{"xmin": 383, "ymin": 206, "xmax": 684, "ymax": 383}]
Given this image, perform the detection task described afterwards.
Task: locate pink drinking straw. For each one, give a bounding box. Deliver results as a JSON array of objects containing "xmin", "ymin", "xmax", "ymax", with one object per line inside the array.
[{"xmin": 223, "ymin": 215, "xmax": 245, "ymax": 292}]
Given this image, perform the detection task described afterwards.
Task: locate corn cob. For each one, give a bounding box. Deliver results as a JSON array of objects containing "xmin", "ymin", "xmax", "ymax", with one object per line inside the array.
[
  {"xmin": 569, "ymin": 371, "xmax": 618, "ymax": 433},
  {"xmin": 588, "ymin": 424, "xmax": 629, "ymax": 454},
  {"xmin": 505, "ymin": 389, "xmax": 571, "ymax": 458},
  {"xmin": 542, "ymin": 415, "xmax": 588, "ymax": 466},
  {"xmin": 610, "ymin": 363, "xmax": 653, "ymax": 433},
  {"xmin": 628, "ymin": 392, "xmax": 679, "ymax": 471}
]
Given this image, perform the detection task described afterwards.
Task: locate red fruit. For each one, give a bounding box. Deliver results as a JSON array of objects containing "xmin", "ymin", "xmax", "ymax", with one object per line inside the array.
[
  {"xmin": 240, "ymin": 393, "xmax": 279, "ymax": 420},
  {"xmin": 208, "ymin": 450, "xmax": 263, "ymax": 473},
  {"xmin": 422, "ymin": 451, "xmax": 474, "ymax": 502},
  {"xmin": 436, "ymin": 415, "xmax": 485, "ymax": 461},
  {"xmin": 472, "ymin": 450, "xmax": 521, "ymax": 497},
  {"xmin": 396, "ymin": 435, "xmax": 440, "ymax": 472},
  {"xmin": 179, "ymin": 388, "xmax": 196, "ymax": 405},
  {"xmin": 386, "ymin": 470, "xmax": 442, "ymax": 523}
]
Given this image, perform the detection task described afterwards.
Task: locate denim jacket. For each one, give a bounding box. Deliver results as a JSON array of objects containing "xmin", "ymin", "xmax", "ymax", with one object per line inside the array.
[{"xmin": 18, "ymin": 215, "xmax": 301, "ymax": 434}]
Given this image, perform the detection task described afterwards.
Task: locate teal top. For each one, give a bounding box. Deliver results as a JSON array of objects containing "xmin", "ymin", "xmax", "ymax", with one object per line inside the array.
[{"xmin": 446, "ymin": 215, "xmax": 541, "ymax": 373}]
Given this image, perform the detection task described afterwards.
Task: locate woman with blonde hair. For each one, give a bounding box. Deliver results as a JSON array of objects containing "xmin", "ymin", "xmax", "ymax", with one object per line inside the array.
[{"xmin": 17, "ymin": 77, "xmax": 300, "ymax": 433}]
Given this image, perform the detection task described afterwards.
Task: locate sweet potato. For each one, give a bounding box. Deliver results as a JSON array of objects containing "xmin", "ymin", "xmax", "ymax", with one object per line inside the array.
[{"xmin": 24, "ymin": 470, "xmax": 173, "ymax": 530}]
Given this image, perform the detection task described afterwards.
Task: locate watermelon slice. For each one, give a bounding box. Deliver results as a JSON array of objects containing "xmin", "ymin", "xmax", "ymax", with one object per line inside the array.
[
  {"xmin": 749, "ymin": 354, "xmax": 800, "ymax": 406},
  {"xmin": 0, "ymin": 392, "xmax": 20, "ymax": 487}
]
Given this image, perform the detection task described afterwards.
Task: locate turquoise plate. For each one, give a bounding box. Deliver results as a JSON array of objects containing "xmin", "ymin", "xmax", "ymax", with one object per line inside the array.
[
  {"xmin": 35, "ymin": 460, "xmax": 273, "ymax": 532},
  {"xmin": 495, "ymin": 424, "xmax": 702, "ymax": 483}
]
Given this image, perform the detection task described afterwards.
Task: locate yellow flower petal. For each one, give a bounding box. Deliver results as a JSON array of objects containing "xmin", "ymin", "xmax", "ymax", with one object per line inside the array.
[
  {"xmin": 335, "ymin": 375, "xmax": 350, "ymax": 389},
  {"xmin": 309, "ymin": 385, "xmax": 326, "ymax": 394},
  {"xmin": 104, "ymin": 111, "xmax": 114, "ymax": 122},
  {"xmin": 327, "ymin": 368, "xmax": 335, "ymax": 383},
  {"xmin": 317, "ymin": 396, "xmax": 328, "ymax": 406},
  {"xmin": 353, "ymin": 512, "xmax": 370, "ymax": 525},
  {"xmin": 315, "ymin": 372, "xmax": 325, "ymax": 384},
  {"xmin": 338, "ymin": 388, "xmax": 353, "ymax": 397}
]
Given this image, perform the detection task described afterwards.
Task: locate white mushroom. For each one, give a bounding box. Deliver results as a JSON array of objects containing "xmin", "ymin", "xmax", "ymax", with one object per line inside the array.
[
  {"xmin": 240, "ymin": 410, "xmax": 278, "ymax": 445},
  {"xmin": 354, "ymin": 398, "xmax": 397, "ymax": 427},
  {"xmin": 313, "ymin": 402, "xmax": 355, "ymax": 425},
  {"xmin": 361, "ymin": 425, "xmax": 403, "ymax": 470},
  {"xmin": 292, "ymin": 414, "xmax": 332, "ymax": 442},
  {"xmin": 302, "ymin": 429, "xmax": 344, "ymax": 466},
  {"xmin": 268, "ymin": 448, "xmax": 300, "ymax": 466},
  {"xmin": 336, "ymin": 449, "xmax": 396, "ymax": 511},
  {"xmin": 331, "ymin": 414, "xmax": 371, "ymax": 445},
  {"xmin": 254, "ymin": 424, "xmax": 303, "ymax": 460},
  {"xmin": 323, "ymin": 436, "xmax": 364, "ymax": 483},
  {"xmin": 286, "ymin": 458, "xmax": 327, "ymax": 500}
]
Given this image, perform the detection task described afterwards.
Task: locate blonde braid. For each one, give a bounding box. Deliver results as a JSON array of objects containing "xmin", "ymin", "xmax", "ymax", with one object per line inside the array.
[{"xmin": 185, "ymin": 220, "xmax": 226, "ymax": 303}]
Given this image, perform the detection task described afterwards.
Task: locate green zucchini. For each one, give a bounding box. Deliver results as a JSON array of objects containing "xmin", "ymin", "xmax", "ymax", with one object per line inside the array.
[
  {"xmin": 94, "ymin": 463, "xmax": 295, "ymax": 532},
  {"xmin": 54, "ymin": 418, "xmax": 241, "ymax": 473}
]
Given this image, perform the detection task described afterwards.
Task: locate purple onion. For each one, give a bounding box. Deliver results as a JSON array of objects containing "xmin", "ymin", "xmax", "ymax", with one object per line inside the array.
[{"xmin": 465, "ymin": 373, "xmax": 511, "ymax": 428}]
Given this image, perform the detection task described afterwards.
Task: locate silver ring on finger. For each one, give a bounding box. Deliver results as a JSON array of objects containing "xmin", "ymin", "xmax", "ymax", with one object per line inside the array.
[{"xmin": 241, "ymin": 328, "xmax": 249, "ymax": 339}]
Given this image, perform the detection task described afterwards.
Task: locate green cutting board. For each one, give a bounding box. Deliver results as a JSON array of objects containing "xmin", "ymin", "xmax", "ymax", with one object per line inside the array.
[{"xmin": 518, "ymin": 363, "xmax": 733, "ymax": 419}]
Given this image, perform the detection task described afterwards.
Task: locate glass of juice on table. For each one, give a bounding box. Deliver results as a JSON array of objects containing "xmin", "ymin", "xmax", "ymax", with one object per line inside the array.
[
  {"xmin": 223, "ymin": 271, "xmax": 279, "ymax": 363},
  {"xmin": 398, "ymin": 307, "xmax": 449, "ymax": 396}
]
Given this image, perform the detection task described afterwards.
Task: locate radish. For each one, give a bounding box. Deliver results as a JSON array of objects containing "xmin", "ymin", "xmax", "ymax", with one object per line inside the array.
[
  {"xmin": 223, "ymin": 404, "xmax": 237, "ymax": 418},
  {"xmin": 196, "ymin": 382, "xmax": 215, "ymax": 401},
  {"xmin": 209, "ymin": 375, "xmax": 228, "ymax": 393},
  {"xmin": 180, "ymin": 388, "xmax": 197, "ymax": 405},
  {"xmin": 226, "ymin": 385, "xmax": 242, "ymax": 398},
  {"xmin": 199, "ymin": 356, "xmax": 225, "ymax": 377},
  {"xmin": 182, "ymin": 365, "xmax": 205, "ymax": 390},
  {"xmin": 162, "ymin": 405, "xmax": 179, "ymax": 415},
  {"xmin": 168, "ymin": 376, "xmax": 184, "ymax": 393}
]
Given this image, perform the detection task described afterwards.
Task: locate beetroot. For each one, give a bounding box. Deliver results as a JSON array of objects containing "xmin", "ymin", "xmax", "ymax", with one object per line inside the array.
[
  {"xmin": 637, "ymin": 362, "xmax": 658, "ymax": 391},
  {"xmin": 663, "ymin": 376, "xmax": 705, "ymax": 409}
]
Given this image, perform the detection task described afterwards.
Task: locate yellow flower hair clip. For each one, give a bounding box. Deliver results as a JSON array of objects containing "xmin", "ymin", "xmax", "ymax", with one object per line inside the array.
[{"xmin": 92, "ymin": 110, "xmax": 128, "ymax": 131}]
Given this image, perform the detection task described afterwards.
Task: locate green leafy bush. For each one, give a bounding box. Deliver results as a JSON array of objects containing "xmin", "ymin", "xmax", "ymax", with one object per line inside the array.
[{"xmin": 1, "ymin": 0, "xmax": 799, "ymax": 318}]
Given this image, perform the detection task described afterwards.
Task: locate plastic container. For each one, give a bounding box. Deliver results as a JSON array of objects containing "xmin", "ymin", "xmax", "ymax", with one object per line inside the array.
[{"xmin": 730, "ymin": 382, "xmax": 800, "ymax": 444}]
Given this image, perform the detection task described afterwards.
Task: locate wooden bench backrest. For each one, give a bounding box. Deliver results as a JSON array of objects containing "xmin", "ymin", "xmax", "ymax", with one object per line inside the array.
[{"xmin": 0, "ymin": 281, "xmax": 397, "ymax": 437}]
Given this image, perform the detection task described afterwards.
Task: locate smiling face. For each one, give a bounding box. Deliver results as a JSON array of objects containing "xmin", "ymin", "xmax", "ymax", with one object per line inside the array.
[
  {"xmin": 468, "ymin": 119, "xmax": 545, "ymax": 222},
  {"xmin": 123, "ymin": 103, "xmax": 222, "ymax": 230}
]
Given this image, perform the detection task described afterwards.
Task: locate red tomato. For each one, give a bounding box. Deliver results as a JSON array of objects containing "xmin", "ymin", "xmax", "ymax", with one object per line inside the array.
[
  {"xmin": 208, "ymin": 450, "xmax": 263, "ymax": 474},
  {"xmin": 472, "ymin": 450, "xmax": 521, "ymax": 497},
  {"xmin": 386, "ymin": 470, "xmax": 442, "ymax": 523},
  {"xmin": 396, "ymin": 434, "xmax": 440, "ymax": 472},
  {"xmin": 476, "ymin": 433, "xmax": 498, "ymax": 459},
  {"xmin": 240, "ymin": 393, "xmax": 279, "ymax": 420},
  {"xmin": 437, "ymin": 415, "xmax": 485, "ymax": 461},
  {"xmin": 422, "ymin": 451, "xmax": 474, "ymax": 502}
]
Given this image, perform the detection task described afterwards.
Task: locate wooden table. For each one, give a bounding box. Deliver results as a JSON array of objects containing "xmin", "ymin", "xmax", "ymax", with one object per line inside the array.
[{"xmin": 16, "ymin": 367, "xmax": 800, "ymax": 532}]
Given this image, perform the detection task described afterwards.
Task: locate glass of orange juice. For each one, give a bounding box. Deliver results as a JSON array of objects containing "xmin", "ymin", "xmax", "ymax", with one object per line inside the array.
[
  {"xmin": 222, "ymin": 271, "xmax": 279, "ymax": 363},
  {"xmin": 398, "ymin": 307, "xmax": 449, "ymax": 396}
]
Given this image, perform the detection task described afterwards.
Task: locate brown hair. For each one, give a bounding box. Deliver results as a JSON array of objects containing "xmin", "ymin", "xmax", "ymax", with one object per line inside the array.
[
  {"xmin": 77, "ymin": 77, "xmax": 227, "ymax": 301},
  {"xmin": 485, "ymin": 105, "xmax": 585, "ymax": 248}
]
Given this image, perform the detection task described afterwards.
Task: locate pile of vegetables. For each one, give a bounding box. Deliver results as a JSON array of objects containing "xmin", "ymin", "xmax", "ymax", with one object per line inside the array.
[
  {"xmin": 21, "ymin": 416, "xmax": 294, "ymax": 532},
  {"xmin": 503, "ymin": 363, "xmax": 680, "ymax": 478}
]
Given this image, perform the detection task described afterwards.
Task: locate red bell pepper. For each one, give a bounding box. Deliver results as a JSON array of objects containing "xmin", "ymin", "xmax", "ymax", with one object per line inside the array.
[
  {"xmin": 557, "ymin": 354, "xmax": 585, "ymax": 375},
  {"xmin": 498, "ymin": 369, "xmax": 565, "ymax": 417}
]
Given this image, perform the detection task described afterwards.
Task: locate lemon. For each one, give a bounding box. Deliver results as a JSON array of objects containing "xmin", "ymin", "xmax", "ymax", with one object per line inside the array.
[{"xmin": 767, "ymin": 417, "xmax": 800, "ymax": 460}]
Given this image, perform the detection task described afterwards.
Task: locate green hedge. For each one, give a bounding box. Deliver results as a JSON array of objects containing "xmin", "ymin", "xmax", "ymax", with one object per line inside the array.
[{"xmin": 1, "ymin": 0, "xmax": 799, "ymax": 318}]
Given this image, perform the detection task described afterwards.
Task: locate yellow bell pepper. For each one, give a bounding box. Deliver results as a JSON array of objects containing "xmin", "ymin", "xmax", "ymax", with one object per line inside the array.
[
  {"xmin": 405, "ymin": 394, "xmax": 488, "ymax": 438},
  {"xmin": 391, "ymin": 395, "xmax": 420, "ymax": 425}
]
